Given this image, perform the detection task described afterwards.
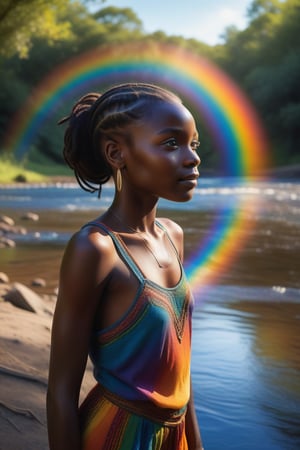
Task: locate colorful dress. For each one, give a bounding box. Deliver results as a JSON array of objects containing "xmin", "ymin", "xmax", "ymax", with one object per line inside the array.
[{"xmin": 79, "ymin": 222, "xmax": 194, "ymax": 450}]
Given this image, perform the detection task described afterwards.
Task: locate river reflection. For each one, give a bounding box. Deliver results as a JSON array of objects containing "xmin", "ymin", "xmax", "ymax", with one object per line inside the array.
[
  {"xmin": 230, "ymin": 300, "xmax": 300, "ymax": 445},
  {"xmin": 0, "ymin": 179, "xmax": 300, "ymax": 449},
  {"xmin": 192, "ymin": 291, "xmax": 300, "ymax": 450}
]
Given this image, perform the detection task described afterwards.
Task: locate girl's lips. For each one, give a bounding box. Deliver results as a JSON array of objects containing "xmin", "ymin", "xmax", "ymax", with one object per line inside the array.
[
  {"xmin": 179, "ymin": 172, "xmax": 199, "ymax": 182},
  {"xmin": 178, "ymin": 177, "xmax": 198, "ymax": 188}
]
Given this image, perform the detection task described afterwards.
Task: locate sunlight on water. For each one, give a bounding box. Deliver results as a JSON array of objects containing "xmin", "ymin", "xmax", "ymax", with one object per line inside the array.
[
  {"xmin": 1, "ymin": 178, "xmax": 299, "ymax": 449},
  {"xmin": 1, "ymin": 178, "xmax": 300, "ymax": 218},
  {"xmin": 192, "ymin": 290, "xmax": 300, "ymax": 450}
]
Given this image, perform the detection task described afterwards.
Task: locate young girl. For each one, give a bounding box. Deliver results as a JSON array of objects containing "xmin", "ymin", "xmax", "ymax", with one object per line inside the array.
[{"xmin": 47, "ymin": 83, "xmax": 203, "ymax": 450}]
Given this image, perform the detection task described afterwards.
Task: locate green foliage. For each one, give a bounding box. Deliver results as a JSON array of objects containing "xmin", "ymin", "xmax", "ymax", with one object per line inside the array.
[
  {"xmin": 0, "ymin": 0, "xmax": 299, "ymax": 173},
  {"xmin": 0, "ymin": 66, "xmax": 28, "ymax": 121},
  {"xmin": 247, "ymin": 0, "xmax": 282, "ymax": 19},
  {"xmin": 214, "ymin": 0, "xmax": 300, "ymax": 166},
  {"xmin": 93, "ymin": 6, "xmax": 142, "ymax": 30},
  {"xmin": 25, "ymin": 147, "xmax": 73, "ymax": 176},
  {"xmin": 0, "ymin": 0, "xmax": 72, "ymax": 58}
]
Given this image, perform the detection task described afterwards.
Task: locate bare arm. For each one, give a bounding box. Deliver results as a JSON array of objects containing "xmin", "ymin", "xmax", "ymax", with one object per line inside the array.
[
  {"xmin": 185, "ymin": 383, "xmax": 204, "ymax": 450},
  {"xmin": 47, "ymin": 229, "xmax": 112, "ymax": 450}
]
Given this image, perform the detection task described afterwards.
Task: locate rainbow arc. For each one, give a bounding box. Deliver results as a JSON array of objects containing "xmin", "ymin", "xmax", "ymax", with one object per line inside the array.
[{"xmin": 3, "ymin": 42, "xmax": 270, "ymax": 291}]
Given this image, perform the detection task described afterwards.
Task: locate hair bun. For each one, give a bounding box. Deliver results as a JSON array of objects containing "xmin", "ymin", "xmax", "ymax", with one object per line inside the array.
[
  {"xmin": 59, "ymin": 92, "xmax": 111, "ymax": 193},
  {"xmin": 58, "ymin": 93, "xmax": 101, "ymax": 125}
]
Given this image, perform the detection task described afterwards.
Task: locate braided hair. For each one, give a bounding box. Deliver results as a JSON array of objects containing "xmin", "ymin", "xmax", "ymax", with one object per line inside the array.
[{"xmin": 58, "ymin": 83, "xmax": 181, "ymax": 194}]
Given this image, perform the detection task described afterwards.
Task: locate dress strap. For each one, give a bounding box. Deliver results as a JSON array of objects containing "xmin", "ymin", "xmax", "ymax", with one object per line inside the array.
[
  {"xmin": 155, "ymin": 220, "xmax": 182, "ymax": 266},
  {"xmin": 82, "ymin": 221, "xmax": 145, "ymax": 282}
]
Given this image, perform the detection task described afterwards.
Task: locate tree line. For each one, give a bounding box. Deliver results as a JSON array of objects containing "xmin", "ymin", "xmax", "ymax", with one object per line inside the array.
[{"xmin": 0, "ymin": 0, "xmax": 299, "ymax": 172}]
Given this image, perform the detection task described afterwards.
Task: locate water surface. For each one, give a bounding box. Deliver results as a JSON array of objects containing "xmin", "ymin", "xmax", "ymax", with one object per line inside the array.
[{"xmin": 1, "ymin": 178, "xmax": 299, "ymax": 449}]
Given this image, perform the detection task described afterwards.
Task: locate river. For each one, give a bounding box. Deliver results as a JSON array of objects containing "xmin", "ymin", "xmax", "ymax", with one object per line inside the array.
[{"xmin": 1, "ymin": 177, "xmax": 300, "ymax": 450}]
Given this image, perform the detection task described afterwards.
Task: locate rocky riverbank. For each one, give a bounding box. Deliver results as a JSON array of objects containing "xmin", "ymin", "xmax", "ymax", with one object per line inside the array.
[
  {"xmin": 0, "ymin": 269, "xmax": 56, "ymax": 449},
  {"xmin": 0, "ymin": 279, "xmax": 94, "ymax": 450},
  {"xmin": 0, "ymin": 213, "xmax": 94, "ymax": 450},
  {"xmin": 0, "ymin": 213, "xmax": 41, "ymax": 248}
]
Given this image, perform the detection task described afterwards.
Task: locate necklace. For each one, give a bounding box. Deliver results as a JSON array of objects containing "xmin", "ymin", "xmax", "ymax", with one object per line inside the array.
[{"xmin": 110, "ymin": 211, "xmax": 172, "ymax": 269}]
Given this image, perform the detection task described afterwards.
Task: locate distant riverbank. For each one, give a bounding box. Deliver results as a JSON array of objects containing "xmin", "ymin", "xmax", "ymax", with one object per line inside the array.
[{"xmin": 1, "ymin": 164, "xmax": 300, "ymax": 188}]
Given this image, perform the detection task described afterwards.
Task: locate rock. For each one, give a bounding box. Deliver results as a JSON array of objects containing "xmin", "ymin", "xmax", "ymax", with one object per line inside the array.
[
  {"xmin": 0, "ymin": 272, "xmax": 9, "ymax": 283},
  {"xmin": 3, "ymin": 282, "xmax": 45, "ymax": 314},
  {"xmin": 0, "ymin": 215, "xmax": 15, "ymax": 226},
  {"xmin": 0, "ymin": 283, "xmax": 10, "ymax": 299},
  {"xmin": 31, "ymin": 278, "xmax": 46, "ymax": 287},
  {"xmin": 15, "ymin": 226, "xmax": 27, "ymax": 235},
  {"xmin": 0, "ymin": 237, "xmax": 16, "ymax": 248},
  {"xmin": 0, "ymin": 223, "xmax": 12, "ymax": 233},
  {"xmin": 21, "ymin": 212, "xmax": 39, "ymax": 221},
  {"xmin": 0, "ymin": 222, "xmax": 27, "ymax": 235},
  {"xmin": 14, "ymin": 173, "xmax": 27, "ymax": 182}
]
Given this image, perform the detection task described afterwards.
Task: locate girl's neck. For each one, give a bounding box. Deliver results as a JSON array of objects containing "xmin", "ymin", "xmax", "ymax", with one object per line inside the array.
[
  {"xmin": 108, "ymin": 198, "xmax": 158, "ymax": 234},
  {"xmin": 108, "ymin": 209, "xmax": 157, "ymax": 234}
]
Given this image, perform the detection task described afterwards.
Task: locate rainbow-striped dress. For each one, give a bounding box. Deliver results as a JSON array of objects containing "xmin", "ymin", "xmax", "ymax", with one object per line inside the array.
[{"xmin": 79, "ymin": 222, "xmax": 194, "ymax": 449}]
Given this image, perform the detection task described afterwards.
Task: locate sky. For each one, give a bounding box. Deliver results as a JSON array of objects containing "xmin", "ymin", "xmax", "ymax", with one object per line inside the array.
[{"xmin": 98, "ymin": 0, "xmax": 252, "ymax": 45}]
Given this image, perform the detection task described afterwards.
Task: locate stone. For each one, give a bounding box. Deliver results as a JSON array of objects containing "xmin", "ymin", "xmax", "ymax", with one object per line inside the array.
[
  {"xmin": 14, "ymin": 173, "xmax": 27, "ymax": 182},
  {"xmin": 0, "ymin": 223, "xmax": 11, "ymax": 233},
  {"xmin": 0, "ymin": 272, "xmax": 9, "ymax": 283},
  {"xmin": 14, "ymin": 226, "xmax": 27, "ymax": 235},
  {"xmin": 0, "ymin": 222, "xmax": 27, "ymax": 235},
  {"xmin": 0, "ymin": 215, "xmax": 15, "ymax": 227},
  {"xmin": 3, "ymin": 282, "xmax": 44, "ymax": 314},
  {"xmin": 0, "ymin": 283, "xmax": 10, "ymax": 299},
  {"xmin": 21, "ymin": 212, "xmax": 39, "ymax": 221},
  {"xmin": 31, "ymin": 278, "xmax": 46, "ymax": 287},
  {"xmin": 0, "ymin": 237, "xmax": 16, "ymax": 247}
]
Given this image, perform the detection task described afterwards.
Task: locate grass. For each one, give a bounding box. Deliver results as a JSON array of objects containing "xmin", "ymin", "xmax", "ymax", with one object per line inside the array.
[
  {"xmin": 26, "ymin": 160, "xmax": 72, "ymax": 177},
  {"xmin": 0, "ymin": 153, "xmax": 73, "ymax": 184},
  {"xmin": 0, "ymin": 156, "xmax": 47, "ymax": 184}
]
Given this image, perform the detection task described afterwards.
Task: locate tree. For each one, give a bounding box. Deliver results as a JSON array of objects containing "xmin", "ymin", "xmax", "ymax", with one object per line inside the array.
[
  {"xmin": 1, "ymin": 0, "xmax": 299, "ymax": 168},
  {"xmin": 247, "ymin": 0, "xmax": 282, "ymax": 19},
  {"xmin": 245, "ymin": 49, "xmax": 300, "ymax": 162},
  {"xmin": 0, "ymin": 0, "xmax": 72, "ymax": 58},
  {"xmin": 93, "ymin": 6, "xmax": 142, "ymax": 31}
]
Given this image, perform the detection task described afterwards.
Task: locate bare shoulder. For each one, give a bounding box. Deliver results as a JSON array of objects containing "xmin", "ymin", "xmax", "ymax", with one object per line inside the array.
[
  {"xmin": 70, "ymin": 223, "xmax": 113, "ymax": 254},
  {"xmin": 157, "ymin": 217, "xmax": 183, "ymax": 237},
  {"xmin": 157, "ymin": 217, "xmax": 184, "ymax": 257},
  {"xmin": 60, "ymin": 223, "xmax": 115, "ymax": 286}
]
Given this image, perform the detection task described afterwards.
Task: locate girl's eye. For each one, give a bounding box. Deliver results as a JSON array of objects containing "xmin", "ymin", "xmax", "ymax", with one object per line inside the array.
[
  {"xmin": 191, "ymin": 140, "xmax": 200, "ymax": 151},
  {"xmin": 162, "ymin": 138, "xmax": 200, "ymax": 151},
  {"xmin": 163, "ymin": 138, "xmax": 179, "ymax": 149}
]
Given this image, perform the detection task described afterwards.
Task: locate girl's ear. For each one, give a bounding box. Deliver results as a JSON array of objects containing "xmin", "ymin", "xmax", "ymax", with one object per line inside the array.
[{"xmin": 104, "ymin": 138, "xmax": 125, "ymax": 170}]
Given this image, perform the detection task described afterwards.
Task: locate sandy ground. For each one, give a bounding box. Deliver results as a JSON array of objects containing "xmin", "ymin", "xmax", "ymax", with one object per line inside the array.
[{"xmin": 0, "ymin": 287, "xmax": 94, "ymax": 450}]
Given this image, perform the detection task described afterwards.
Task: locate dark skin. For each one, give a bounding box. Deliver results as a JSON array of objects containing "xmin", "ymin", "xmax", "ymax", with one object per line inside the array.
[{"xmin": 47, "ymin": 100, "xmax": 203, "ymax": 449}]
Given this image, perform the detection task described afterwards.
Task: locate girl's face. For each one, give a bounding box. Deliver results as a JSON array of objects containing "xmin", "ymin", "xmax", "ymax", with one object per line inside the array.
[{"xmin": 121, "ymin": 100, "xmax": 201, "ymax": 203}]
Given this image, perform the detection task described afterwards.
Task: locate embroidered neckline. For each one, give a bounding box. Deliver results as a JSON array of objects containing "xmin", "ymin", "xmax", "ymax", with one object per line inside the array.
[{"xmin": 146, "ymin": 281, "xmax": 190, "ymax": 343}]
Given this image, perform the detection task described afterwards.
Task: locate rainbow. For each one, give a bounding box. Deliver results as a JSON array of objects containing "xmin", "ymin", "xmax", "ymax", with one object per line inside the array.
[{"xmin": 3, "ymin": 42, "xmax": 269, "ymax": 291}]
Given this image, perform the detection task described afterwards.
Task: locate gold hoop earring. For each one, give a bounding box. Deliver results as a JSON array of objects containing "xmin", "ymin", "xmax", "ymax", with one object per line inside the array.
[{"xmin": 116, "ymin": 168, "xmax": 122, "ymax": 192}]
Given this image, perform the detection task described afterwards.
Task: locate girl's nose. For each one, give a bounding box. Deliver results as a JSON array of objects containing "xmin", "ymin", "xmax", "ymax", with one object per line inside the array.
[{"xmin": 184, "ymin": 147, "xmax": 201, "ymax": 167}]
